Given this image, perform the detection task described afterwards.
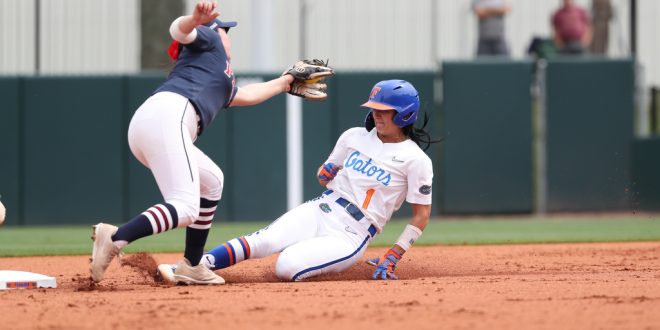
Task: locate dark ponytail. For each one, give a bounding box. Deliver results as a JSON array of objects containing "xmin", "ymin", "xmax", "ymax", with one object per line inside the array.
[{"xmin": 403, "ymin": 112, "xmax": 444, "ymax": 151}]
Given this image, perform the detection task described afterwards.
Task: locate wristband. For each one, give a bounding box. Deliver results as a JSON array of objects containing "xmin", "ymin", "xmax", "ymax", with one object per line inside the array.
[
  {"xmin": 395, "ymin": 224, "xmax": 423, "ymax": 251},
  {"xmin": 169, "ymin": 16, "xmax": 198, "ymax": 44},
  {"xmin": 318, "ymin": 163, "xmax": 338, "ymax": 181}
]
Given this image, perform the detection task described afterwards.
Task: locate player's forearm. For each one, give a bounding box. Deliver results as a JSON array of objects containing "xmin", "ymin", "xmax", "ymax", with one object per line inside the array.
[
  {"xmin": 231, "ymin": 76, "xmax": 294, "ymax": 107},
  {"xmin": 392, "ymin": 223, "xmax": 424, "ymax": 255},
  {"xmin": 178, "ymin": 15, "xmax": 200, "ymax": 34},
  {"xmin": 392, "ymin": 205, "xmax": 430, "ymax": 253},
  {"xmin": 170, "ymin": 16, "xmax": 198, "ymax": 44},
  {"xmin": 410, "ymin": 204, "xmax": 431, "ymax": 231}
]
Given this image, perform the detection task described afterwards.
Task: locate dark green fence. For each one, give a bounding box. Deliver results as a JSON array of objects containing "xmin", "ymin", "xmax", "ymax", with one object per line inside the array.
[
  {"xmin": 0, "ymin": 73, "xmax": 438, "ymax": 225},
  {"xmin": 545, "ymin": 58, "xmax": 634, "ymax": 212},
  {"xmin": 631, "ymin": 137, "xmax": 660, "ymax": 211},
  {"xmin": 23, "ymin": 77, "xmax": 125, "ymax": 224},
  {"xmin": 0, "ymin": 61, "xmax": 649, "ymax": 224},
  {"xmin": 441, "ymin": 60, "xmax": 534, "ymax": 214},
  {"xmin": 0, "ymin": 78, "xmax": 21, "ymax": 226}
]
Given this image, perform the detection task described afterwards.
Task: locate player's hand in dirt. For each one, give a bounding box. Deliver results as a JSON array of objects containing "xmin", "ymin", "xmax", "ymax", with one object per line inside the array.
[{"xmin": 368, "ymin": 248, "xmax": 401, "ymax": 280}]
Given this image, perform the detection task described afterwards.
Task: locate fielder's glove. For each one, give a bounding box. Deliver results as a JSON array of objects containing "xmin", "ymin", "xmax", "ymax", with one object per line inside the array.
[
  {"xmin": 318, "ymin": 163, "xmax": 341, "ymax": 182},
  {"xmin": 289, "ymin": 81, "xmax": 328, "ymax": 101},
  {"xmin": 367, "ymin": 248, "xmax": 402, "ymax": 280},
  {"xmin": 283, "ymin": 59, "xmax": 335, "ymax": 83}
]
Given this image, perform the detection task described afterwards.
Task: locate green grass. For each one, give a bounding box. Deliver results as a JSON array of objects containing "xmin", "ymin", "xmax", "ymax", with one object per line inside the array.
[{"xmin": 0, "ymin": 216, "xmax": 658, "ymax": 257}]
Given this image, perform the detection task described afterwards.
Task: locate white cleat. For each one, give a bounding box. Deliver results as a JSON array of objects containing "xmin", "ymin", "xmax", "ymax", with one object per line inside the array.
[
  {"xmin": 158, "ymin": 258, "xmax": 225, "ymax": 285},
  {"xmin": 90, "ymin": 223, "xmax": 121, "ymax": 282},
  {"xmin": 157, "ymin": 263, "xmax": 177, "ymax": 284}
]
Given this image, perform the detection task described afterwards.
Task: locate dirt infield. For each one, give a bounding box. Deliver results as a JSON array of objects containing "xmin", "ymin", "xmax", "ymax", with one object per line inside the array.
[{"xmin": 1, "ymin": 242, "xmax": 659, "ymax": 330}]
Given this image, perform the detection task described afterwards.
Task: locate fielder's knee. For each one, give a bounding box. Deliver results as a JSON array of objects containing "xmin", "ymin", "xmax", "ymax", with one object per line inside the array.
[
  {"xmin": 167, "ymin": 199, "xmax": 199, "ymax": 228},
  {"xmin": 200, "ymin": 166, "xmax": 224, "ymax": 202},
  {"xmin": 202, "ymin": 185, "xmax": 222, "ymax": 203}
]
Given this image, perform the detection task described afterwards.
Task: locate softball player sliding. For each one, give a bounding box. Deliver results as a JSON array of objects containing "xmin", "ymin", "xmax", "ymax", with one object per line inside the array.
[
  {"xmin": 89, "ymin": 1, "xmax": 309, "ymax": 284},
  {"xmin": 160, "ymin": 79, "xmax": 437, "ymax": 282}
]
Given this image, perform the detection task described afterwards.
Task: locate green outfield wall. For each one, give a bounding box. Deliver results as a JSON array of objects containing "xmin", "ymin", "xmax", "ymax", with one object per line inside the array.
[
  {"xmin": 0, "ymin": 72, "xmax": 438, "ymax": 225},
  {"xmin": 441, "ymin": 60, "xmax": 534, "ymax": 214},
  {"xmin": 545, "ymin": 58, "xmax": 634, "ymax": 212},
  {"xmin": 0, "ymin": 61, "xmax": 650, "ymax": 224},
  {"xmin": 631, "ymin": 137, "xmax": 660, "ymax": 211},
  {"xmin": 23, "ymin": 77, "xmax": 125, "ymax": 224},
  {"xmin": 0, "ymin": 78, "xmax": 21, "ymax": 225}
]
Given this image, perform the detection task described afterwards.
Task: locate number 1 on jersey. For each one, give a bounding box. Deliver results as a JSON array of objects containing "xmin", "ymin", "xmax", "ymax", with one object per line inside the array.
[{"xmin": 362, "ymin": 188, "xmax": 375, "ymax": 209}]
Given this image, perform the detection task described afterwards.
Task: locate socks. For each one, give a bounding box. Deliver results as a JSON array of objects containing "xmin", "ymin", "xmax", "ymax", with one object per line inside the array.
[
  {"xmin": 184, "ymin": 228, "xmax": 209, "ymax": 266},
  {"xmin": 112, "ymin": 203, "xmax": 178, "ymax": 243},
  {"xmin": 184, "ymin": 198, "xmax": 218, "ymax": 266},
  {"xmin": 204, "ymin": 236, "xmax": 251, "ymax": 270}
]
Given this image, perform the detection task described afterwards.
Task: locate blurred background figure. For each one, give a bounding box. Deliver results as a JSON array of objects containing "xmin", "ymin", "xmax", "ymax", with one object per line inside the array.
[
  {"xmin": 589, "ymin": 0, "xmax": 613, "ymax": 55},
  {"xmin": 472, "ymin": 0, "xmax": 511, "ymax": 57},
  {"xmin": 552, "ymin": 0, "xmax": 592, "ymax": 55}
]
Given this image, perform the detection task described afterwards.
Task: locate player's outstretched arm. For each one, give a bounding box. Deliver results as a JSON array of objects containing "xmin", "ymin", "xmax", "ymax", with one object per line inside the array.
[
  {"xmin": 229, "ymin": 75, "xmax": 295, "ymax": 107},
  {"xmin": 369, "ymin": 203, "xmax": 430, "ymax": 280}
]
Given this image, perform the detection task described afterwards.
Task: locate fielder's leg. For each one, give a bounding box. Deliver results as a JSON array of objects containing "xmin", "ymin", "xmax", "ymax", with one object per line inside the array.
[
  {"xmin": 158, "ymin": 148, "xmax": 227, "ymax": 285},
  {"xmin": 113, "ymin": 97, "xmax": 201, "ymax": 245},
  {"xmin": 91, "ymin": 93, "xmax": 202, "ymax": 282},
  {"xmin": 184, "ymin": 147, "xmax": 223, "ymax": 266}
]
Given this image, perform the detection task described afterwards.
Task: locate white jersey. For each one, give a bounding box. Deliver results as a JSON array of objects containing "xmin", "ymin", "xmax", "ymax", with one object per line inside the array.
[
  {"xmin": 205, "ymin": 126, "xmax": 434, "ymax": 281},
  {"xmin": 325, "ymin": 127, "xmax": 433, "ymax": 232}
]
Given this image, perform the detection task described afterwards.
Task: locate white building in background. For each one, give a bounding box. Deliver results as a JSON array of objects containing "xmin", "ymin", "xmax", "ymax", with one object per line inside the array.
[{"xmin": 0, "ymin": 0, "xmax": 658, "ymax": 86}]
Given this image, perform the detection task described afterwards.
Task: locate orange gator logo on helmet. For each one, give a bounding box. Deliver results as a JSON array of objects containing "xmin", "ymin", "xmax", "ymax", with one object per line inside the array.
[{"xmin": 369, "ymin": 87, "xmax": 381, "ymax": 99}]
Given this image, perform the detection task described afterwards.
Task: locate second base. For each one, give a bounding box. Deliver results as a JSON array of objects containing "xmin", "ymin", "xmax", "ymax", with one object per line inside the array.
[{"xmin": 0, "ymin": 270, "xmax": 57, "ymax": 290}]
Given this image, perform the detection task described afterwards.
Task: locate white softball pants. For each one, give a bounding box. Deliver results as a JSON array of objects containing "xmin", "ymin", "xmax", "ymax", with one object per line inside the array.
[
  {"xmin": 127, "ymin": 92, "xmax": 224, "ymax": 227},
  {"xmin": 245, "ymin": 190, "xmax": 377, "ymax": 281}
]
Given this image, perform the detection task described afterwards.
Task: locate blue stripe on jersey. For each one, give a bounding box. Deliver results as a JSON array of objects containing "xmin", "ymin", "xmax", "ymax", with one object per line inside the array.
[{"xmin": 291, "ymin": 235, "xmax": 370, "ymax": 281}]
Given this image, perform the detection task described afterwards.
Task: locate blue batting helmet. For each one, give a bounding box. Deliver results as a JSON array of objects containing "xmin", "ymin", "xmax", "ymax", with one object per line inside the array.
[{"xmin": 361, "ymin": 80, "xmax": 420, "ymax": 131}]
